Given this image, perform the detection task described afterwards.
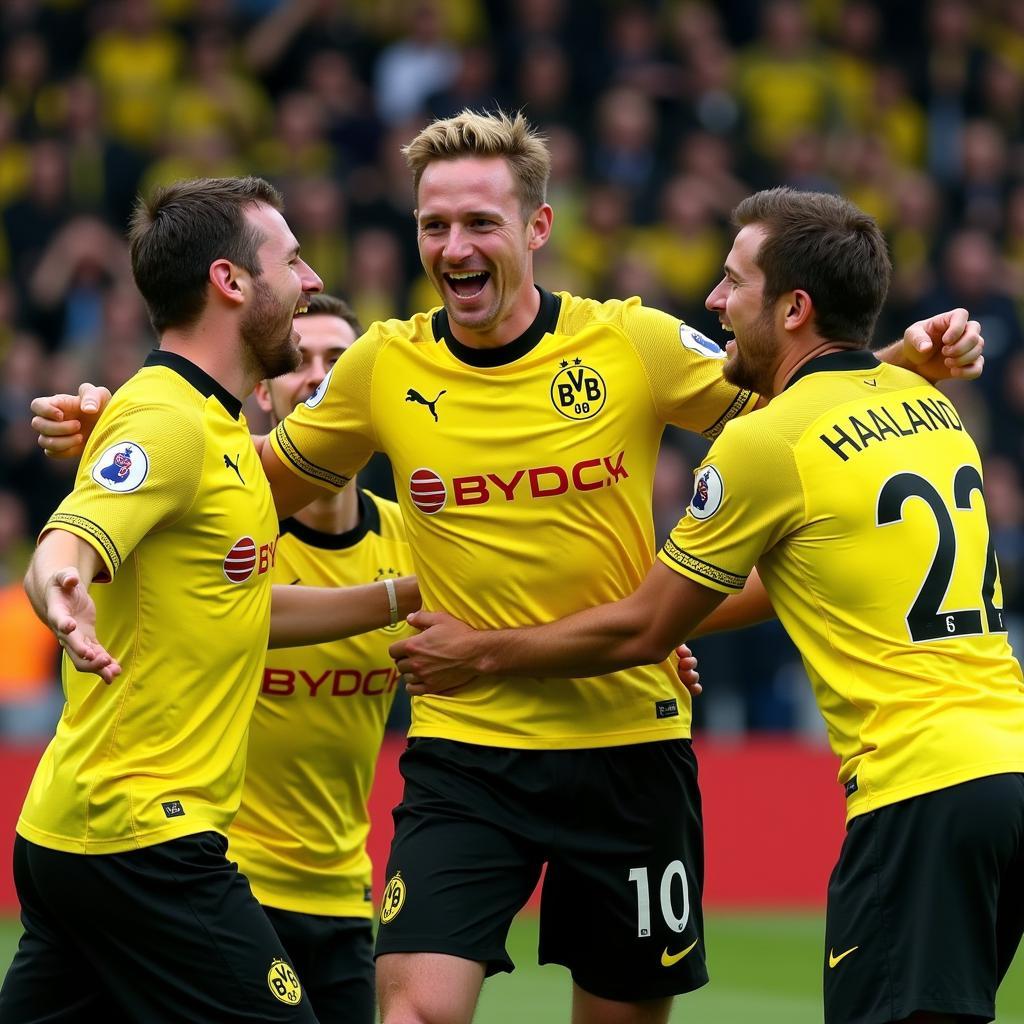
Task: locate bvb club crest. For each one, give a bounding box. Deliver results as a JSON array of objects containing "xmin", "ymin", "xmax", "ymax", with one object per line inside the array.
[
  {"xmin": 550, "ymin": 357, "xmax": 607, "ymax": 421},
  {"xmin": 266, "ymin": 959, "xmax": 302, "ymax": 1004},
  {"xmin": 380, "ymin": 872, "xmax": 406, "ymax": 924}
]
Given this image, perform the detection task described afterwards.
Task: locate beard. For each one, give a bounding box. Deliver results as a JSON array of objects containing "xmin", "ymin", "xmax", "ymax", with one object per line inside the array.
[
  {"xmin": 722, "ymin": 304, "xmax": 779, "ymax": 396},
  {"xmin": 241, "ymin": 278, "xmax": 300, "ymax": 380}
]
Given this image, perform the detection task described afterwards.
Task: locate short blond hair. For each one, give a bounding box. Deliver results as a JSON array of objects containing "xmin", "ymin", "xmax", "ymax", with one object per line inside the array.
[{"xmin": 402, "ymin": 109, "xmax": 551, "ymax": 219}]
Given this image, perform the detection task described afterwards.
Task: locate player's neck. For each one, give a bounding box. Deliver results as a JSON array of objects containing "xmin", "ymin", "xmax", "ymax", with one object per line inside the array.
[
  {"xmin": 159, "ymin": 326, "xmax": 256, "ymax": 401},
  {"xmin": 774, "ymin": 339, "xmax": 857, "ymax": 395},
  {"xmin": 447, "ymin": 280, "xmax": 542, "ymax": 350},
  {"xmin": 291, "ymin": 480, "xmax": 360, "ymax": 535}
]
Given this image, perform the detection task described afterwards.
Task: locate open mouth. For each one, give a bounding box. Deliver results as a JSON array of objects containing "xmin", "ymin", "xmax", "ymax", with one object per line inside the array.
[
  {"xmin": 444, "ymin": 271, "xmax": 490, "ymax": 299},
  {"xmin": 295, "ymin": 295, "xmax": 310, "ymax": 315}
]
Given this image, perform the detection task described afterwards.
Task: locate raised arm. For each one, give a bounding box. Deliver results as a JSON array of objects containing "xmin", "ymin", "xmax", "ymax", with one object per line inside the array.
[
  {"xmin": 25, "ymin": 530, "xmax": 121, "ymax": 683},
  {"xmin": 390, "ymin": 562, "xmax": 725, "ymax": 694},
  {"xmin": 270, "ymin": 576, "xmax": 420, "ymax": 648}
]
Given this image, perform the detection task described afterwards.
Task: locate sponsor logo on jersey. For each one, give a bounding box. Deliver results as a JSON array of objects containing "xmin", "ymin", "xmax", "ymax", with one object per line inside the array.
[
  {"xmin": 91, "ymin": 441, "xmax": 149, "ymax": 492},
  {"xmin": 679, "ymin": 325, "xmax": 725, "ymax": 359},
  {"xmin": 405, "ymin": 387, "xmax": 447, "ymax": 422},
  {"xmin": 267, "ymin": 959, "xmax": 302, "ymax": 1004},
  {"xmin": 261, "ymin": 666, "xmax": 399, "ymax": 697},
  {"xmin": 305, "ymin": 367, "xmax": 332, "ymax": 409},
  {"xmin": 380, "ymin": 872, "xmax": 406, "ymax": 924},
  {"xmin": 223, "ymin": 535, "xmax": 278, "ymax": 583},
  {"xmin": 161, "ymin": 800, "xmax": 185, "ymax": 818},
  {"xmin": 688, "ymin": 466, "xmax": 723, "ymax": 521},
  {"xmin": 408, "ymin": 452, "xmax": 629, "ymax": 514},
  {"xmin": 550, "ymin": 357, "xmax": 607, "ymax": 420},
  {"xmin": 660, "ymin": 938, "xmax": 699, "ymax": 967},
  {"xmin": 410, "ymin": 468, "xmax": 447, "ymax": 514}
]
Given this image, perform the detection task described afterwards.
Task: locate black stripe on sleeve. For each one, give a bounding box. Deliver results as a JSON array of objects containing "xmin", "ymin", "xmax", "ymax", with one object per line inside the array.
[
  {"xmin": 661, "ymin": 538, "xmax": 746, "ymax": 590},
  {"xmin": 274, "ymin": 423, "xmax": 350, "ymax": 490},
  {"xmin": 47, "ymin": 513, "xmax": 122, "ymax": 575},
  {"xmin": 702, "ymin": 388, "xmax": 755, "ymax": 440}
]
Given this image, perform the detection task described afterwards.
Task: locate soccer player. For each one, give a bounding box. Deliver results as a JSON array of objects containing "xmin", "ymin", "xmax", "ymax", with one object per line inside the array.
[
  {"xmin": 392, "ymin": 188, "xmax": 1024, "ymax": 1024},
  {"xmin": 7, "ymin": 178, "xmax": 417, "ymax": 1024},
  {"xmin": 31, "ymin": 112, "xmax": 985, "ymax": 1024},
  {"xmin": 231, "ymin": 292, "xmax": 413, "ymax": 1024}
]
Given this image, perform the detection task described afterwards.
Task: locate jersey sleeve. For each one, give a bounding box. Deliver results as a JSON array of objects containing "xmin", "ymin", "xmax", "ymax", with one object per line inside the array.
[
  {"xmin": 620, "ymin": 300, "xmax": 756, "ymax": 438},
  {"xmin": 44, "ymin": 399, "xmax": 203, "ymax": 580},
  {"xmin": 269, "ymin": 327, "xmax": 380, "ymax": 493},
  {"xmin": 657, "ymin": 417, "xmax": 804, "ymax": 593}
]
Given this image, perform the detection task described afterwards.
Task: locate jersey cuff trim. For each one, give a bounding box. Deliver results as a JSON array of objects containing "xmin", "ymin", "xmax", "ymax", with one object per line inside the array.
[
  {"xmin": 46, "ymin": 513, "xmax": 121, "ymax": 576},
  {"xmin": 659, "ymin": 540, "xmax": 745, "ymax": 591},
  {"xmin": 702, "ymin": 388, "xmax": 755, "ymax": 439},
  {"xmin": 273, "ymin": 422, "xmax": 350, "ymax": 490}
]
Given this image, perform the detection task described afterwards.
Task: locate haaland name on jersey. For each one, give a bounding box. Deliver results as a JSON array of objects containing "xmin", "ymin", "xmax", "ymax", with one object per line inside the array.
[{"xmin": 820, "ymin": 396, "xmax": 963, "ymax": 462}]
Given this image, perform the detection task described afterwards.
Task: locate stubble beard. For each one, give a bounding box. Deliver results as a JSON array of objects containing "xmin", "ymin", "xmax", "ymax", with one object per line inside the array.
[
  {"xmin": 722, "ymin": 306, "xmax": 779, "ymax": 397},
  {"xmin": 242, "ymin": 278, "xmax": 300, "ymax": 381}
]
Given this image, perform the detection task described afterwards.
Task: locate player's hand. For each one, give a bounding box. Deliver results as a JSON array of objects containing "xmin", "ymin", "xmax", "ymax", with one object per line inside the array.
[
  {"xmin": 389, "ymin": 610, "xmax": 480, "ymax": 696},
  {"xmin": 675, "ymin": 643, "xmax": 701, "ymax": 697},
  {"xmin": 901, "ymin": 308, "xmax": 984, "ymax": 382},
  {"xmin": 31, "ymin": 383, "xmax": 112, "ymax": 459},
  {"xmin": 44, "ymin": 568, "xmax": 121, "ymax": 683}
]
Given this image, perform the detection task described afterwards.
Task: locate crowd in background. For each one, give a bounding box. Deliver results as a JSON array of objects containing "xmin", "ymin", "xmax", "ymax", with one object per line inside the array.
[{"xmin": 1, "ymin": 0, "xmax": 1023, "ymax": 739}]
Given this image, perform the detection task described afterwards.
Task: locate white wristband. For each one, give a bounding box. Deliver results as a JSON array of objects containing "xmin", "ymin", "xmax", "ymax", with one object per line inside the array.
[{"xmin": 383, "ymin": 578, "xmax": 399, "ymax": 627}]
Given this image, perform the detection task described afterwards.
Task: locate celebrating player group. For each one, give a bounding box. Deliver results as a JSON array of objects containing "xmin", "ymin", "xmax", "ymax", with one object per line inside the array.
[{"xmin": 11, "ymin": 108, "xmax": 1020, "ymax": 1024}]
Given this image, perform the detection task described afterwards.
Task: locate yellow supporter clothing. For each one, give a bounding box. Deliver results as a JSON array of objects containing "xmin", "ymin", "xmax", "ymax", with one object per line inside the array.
[
  {"xmin": 659, "ymin": 350, "xmax": 1024, "ymax": 821},
  {"xmin": 228, "ymin": 491, "xmax": 412, "ymax": 917},
  {"xmin": 18, "ymin": 351, "xmax": 278, "ymax": 854},
  {"xmin": 272, "ymin": 288, "xmax": 753, "ymax": 749}
]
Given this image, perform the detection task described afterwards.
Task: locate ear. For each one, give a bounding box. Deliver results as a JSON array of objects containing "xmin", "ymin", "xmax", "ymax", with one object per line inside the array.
[
  {"xmin": 209, "ymin": 258, "xmax": 246, "ymax": 306},
  {"xmin": 527, "ymin": 204, "xmax": 554, "ymax": 252},
  {"xmin": 253, "ymin": 380, "xmax": 272, "ymax": 413},
  {"xmin": 783, "ymin": 289, "xmax": 814, "ymax": 331}
]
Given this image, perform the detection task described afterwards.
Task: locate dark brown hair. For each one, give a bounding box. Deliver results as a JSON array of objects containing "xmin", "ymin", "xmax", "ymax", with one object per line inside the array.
[
  {"xmin": 128, "ymin": 176, "xmax": 283, "ymax": 334},
  {"xmin": 733, "ymin": 187, "xmax": 892, "ymax": 347},
  {"xmin": 302, "ymin": 293, "xmax": 363, "ymax": 336}
]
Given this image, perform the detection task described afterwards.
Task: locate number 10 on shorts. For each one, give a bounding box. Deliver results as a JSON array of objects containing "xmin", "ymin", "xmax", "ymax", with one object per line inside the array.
[{"xmin": 628, "ymin": 861, "xmax": 690, "ymax": 938}]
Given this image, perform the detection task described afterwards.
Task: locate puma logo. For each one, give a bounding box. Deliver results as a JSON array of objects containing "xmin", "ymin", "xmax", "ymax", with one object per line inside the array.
[
  {"xmin": 406, "ymin": 388, "xmax": 447, "ymax": 422},
  {"xmin": 223, "ymin": 453, "xmax": 244, "ymax": 484}
]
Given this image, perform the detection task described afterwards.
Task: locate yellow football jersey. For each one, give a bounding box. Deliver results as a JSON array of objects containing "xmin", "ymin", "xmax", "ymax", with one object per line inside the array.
[
  {"xmin": 659, "ymin": 350, "xmax": 1024, "ymax": 820},
  {"xmin": 271, "ymin": 288, "xmax": 753, "ymax": 749},
  {"xmin": 19, "ymin": 351, "xmax": 279, "ymax": 853},
  {"xmin": 228, "ymin": 491, "xmax": 412, "ymax": 917}
]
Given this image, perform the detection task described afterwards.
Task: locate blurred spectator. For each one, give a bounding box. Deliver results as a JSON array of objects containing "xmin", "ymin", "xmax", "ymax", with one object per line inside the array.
[
  {"xmin": 0, "ymin": 488, "xmax": 61, "ymax": 743},
  {"xmin": 85, "ymin": 0, "xmax": 183, "ymax": 151},
  {"xmin": 373, "ymin": 2, "xmax": 458, "ymax": 126}
]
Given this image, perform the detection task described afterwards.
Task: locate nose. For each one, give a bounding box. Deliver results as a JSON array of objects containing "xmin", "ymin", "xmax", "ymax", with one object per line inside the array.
[
  {"xmin": 705, "ymin": 278, "xmax": 727, "ymax": 312},
  {"xmin": 442, "ymin": 225, "xmax": 472, "ymax": 263},
  {"xmin": 306, "ymin": 355, "xmax": 328, "ymax": 392},
  {"xmin": 299, "ymin": 260, "xmax": 323, "ymax": 294}
]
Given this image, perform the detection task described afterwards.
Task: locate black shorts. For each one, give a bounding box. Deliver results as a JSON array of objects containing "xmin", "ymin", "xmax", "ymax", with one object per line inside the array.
[
  {"xmin": 824, "ymin": 773, "xmax": 1024, "ymax": 1024},
  {"xmin": 263, "ymin": 908, "xmax": 373, "ymax": 1024},
  {"xmin": 374, "ymin": 737, "xmax": 706, "ymax": 1002},
  {"xmin": 0, "ymin": 832, "xmax": 318, "ymax": 1024}
]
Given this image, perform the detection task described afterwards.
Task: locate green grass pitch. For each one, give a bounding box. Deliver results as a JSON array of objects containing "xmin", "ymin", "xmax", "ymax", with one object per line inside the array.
[{"xmin": 0, "ymin": 912, "xmax": 1021, "ymax": 1021}]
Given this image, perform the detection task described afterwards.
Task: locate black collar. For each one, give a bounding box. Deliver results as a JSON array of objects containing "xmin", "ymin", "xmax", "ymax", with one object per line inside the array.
[
  {"xmin": 431, "ymin": 286, "xmax": 561, "ymax": 367},
  {"xmin": 279, "ymin": 489, "xmax": 379, "ymax": 550},
  {"xmin": 144, "ymin": 349, "xmax": 243, "ymax": 419},
  {"xmin": 783, "ymin": 349, "xmax": 881, "ymax": 391}
]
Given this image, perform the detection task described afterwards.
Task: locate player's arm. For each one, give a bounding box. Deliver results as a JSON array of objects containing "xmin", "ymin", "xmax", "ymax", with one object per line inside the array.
[
  {"xmin": 259, "ymin": 440, "xmax": 337, "ymax": 520},
  {"xmin": 876, "ymin": 307, "xmax": 984, "ymax": 382},
  {"xmin": 24, "ymin": 530, "xmax": 121, "ymax": 683},
  {"xmin": 390, "ymin": 562, "xmax": 725, "ymax": 694},
  {"xmin": 269, "ymin": 575, "xmax": 420, "ymax": 648},
  {"xmin": 688, "ymin": 567, "xmax": 774, "ymax": 637}
]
